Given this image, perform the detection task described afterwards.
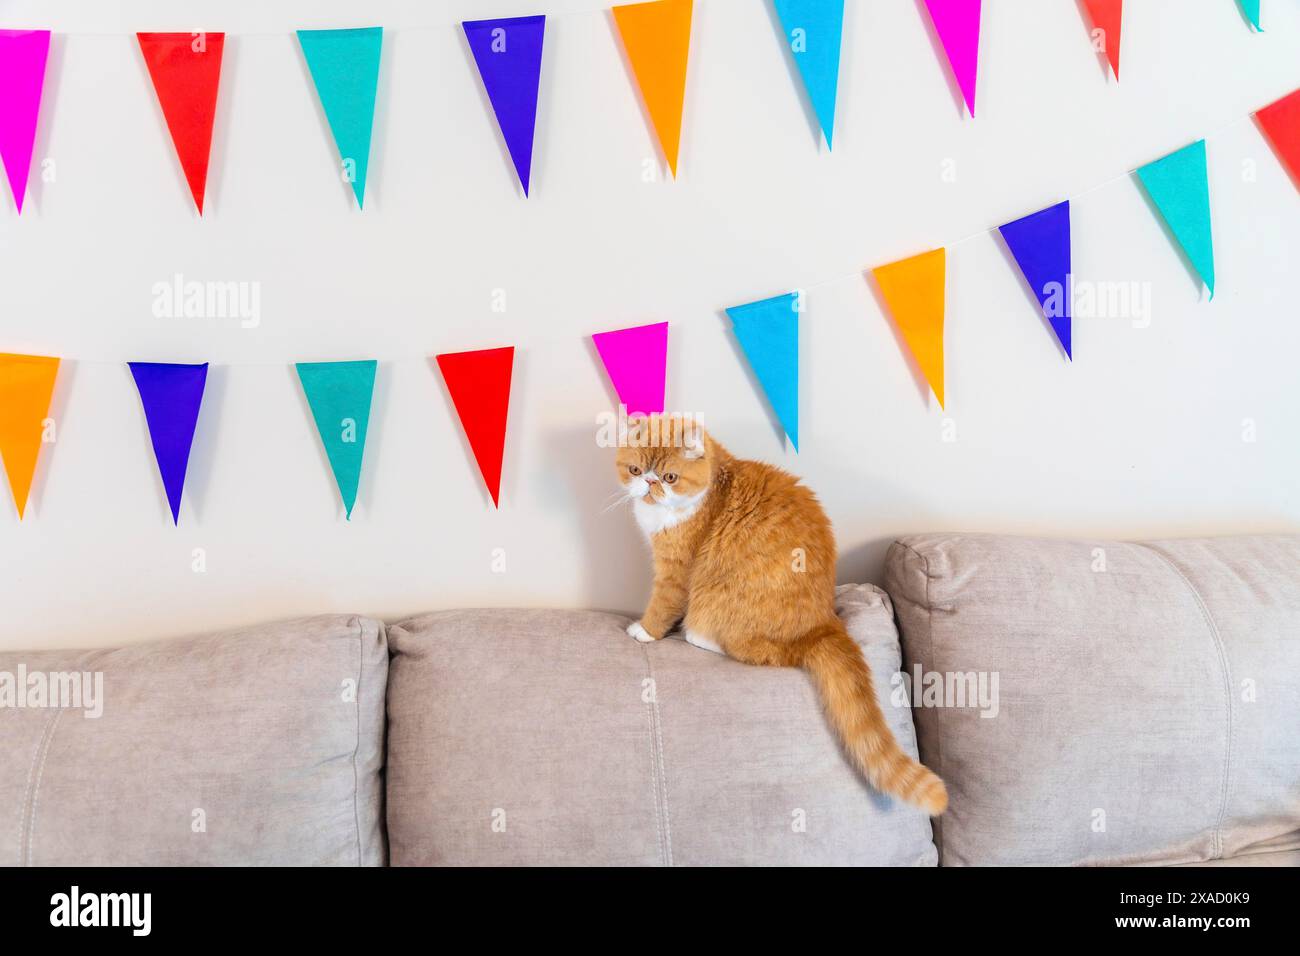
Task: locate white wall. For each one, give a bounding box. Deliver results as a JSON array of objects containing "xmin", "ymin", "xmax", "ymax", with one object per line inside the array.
[{"xmin": 2, "ymin": 0, "xmax": 1298, "ymax": 649}]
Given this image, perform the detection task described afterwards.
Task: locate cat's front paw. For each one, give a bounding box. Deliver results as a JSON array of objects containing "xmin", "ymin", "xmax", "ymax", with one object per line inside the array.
[{"xmin": 627, "ymin": 621, "xmax": 658, "ymax": 643}]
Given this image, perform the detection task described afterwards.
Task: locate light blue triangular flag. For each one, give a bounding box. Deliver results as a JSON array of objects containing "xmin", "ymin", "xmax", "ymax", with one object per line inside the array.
[
  {"xmin": 295, "ymin": 360, "xmax": 377, "ymax": 519},
  {"xmin": 772, "ymin": 0, "xmax": 845, "ymax": 148},
  {"xmin": 1237, "ymin": 0, "xmax": 1262, "ymax": 31},
  {"xmin": 726, "ymin": 294, "xmax": 800, "ymax": 451},
  {"xmin": 1136, "ymin": 140, "xmax": 1215, "ymax": 298},
  {"xmin": 297, "ymin": 27, "xmax": 383, "ymax": 208}
]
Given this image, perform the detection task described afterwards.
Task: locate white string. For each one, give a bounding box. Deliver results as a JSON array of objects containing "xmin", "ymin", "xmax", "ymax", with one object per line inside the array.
[
  {"xmin": 797, "ymin": 112, "xmax": 1257, "ymax": 294},
  {"xmin": 1, "ymin": 3, "xmax": 1278, "ymax": 366},
  {"xmin": 11, "ymin": 107, "xmax": 1263, "ymax": 369},
  {"xmin": 0, "ymin": 0, "xmax": 668, "ymax": 37}
]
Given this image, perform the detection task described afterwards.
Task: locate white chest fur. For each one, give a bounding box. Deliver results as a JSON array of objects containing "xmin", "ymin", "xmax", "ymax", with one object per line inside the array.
[{"xmin": 633, "ymin": 489, "xmax": 707, "ymax": 539}]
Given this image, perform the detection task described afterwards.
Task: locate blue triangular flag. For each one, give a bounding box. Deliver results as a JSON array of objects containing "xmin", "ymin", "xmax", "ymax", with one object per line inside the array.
[
  {"xmin": 998, "ymin": 200, "xmax": 1073, "ymax": 360},
  {"xmin": 463, "ymin": 16, "xmax": 545, "ymax": 195},
  {"xmin": 726, "ymin": 294, "xmax": 800, "ymax": 451},
  {"xmin": 295, "ymin": 360, "xmax": 377, "ymax": 519},
  {"xmin": 297, "ymin": 27, "xmax": 383, "ymax": 208},
  {"xmin": 1136, "ymin": 140, "xmax": 1215, "ymax": 297},
  {"xmin": 1237, "ymin": 0, "xmax": 1262, "ymax": 31},
  {"xmin": 772, "ymin": 0, "xmax": 845, "ymax": 148},
  {"xmin": 128, "ymin": 362, "xmax": 208, "ymax": 524}
]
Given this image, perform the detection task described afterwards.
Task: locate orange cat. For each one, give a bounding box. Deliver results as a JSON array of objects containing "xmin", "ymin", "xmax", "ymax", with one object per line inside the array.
[{"xmin": 615, "ymin": 414, "xmax": 947, "ymax": 815}]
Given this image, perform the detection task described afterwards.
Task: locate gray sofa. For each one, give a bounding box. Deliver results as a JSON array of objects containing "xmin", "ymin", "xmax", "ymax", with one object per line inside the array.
[{"xmin": 4, "ymin": 533, "xmax": 1298, "ymax": 867}]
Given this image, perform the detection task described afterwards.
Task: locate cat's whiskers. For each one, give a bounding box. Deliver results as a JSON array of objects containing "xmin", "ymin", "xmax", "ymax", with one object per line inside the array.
[{"xmin": 598, "ymin": 489, "xmax": 636, "ymax": 516}]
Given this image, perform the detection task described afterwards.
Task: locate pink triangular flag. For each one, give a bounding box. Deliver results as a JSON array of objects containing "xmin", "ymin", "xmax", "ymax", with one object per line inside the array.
[
  {"xmin": 922, "ymin": 0, "xmax": 981, "ymax": 117},
  {"xmin": 0, "ymin": 30, "xmax": 51, "ymax": 214},
  {"xmin": 591, "ymin": 322, "xmax": 668, "ymax": 415}
]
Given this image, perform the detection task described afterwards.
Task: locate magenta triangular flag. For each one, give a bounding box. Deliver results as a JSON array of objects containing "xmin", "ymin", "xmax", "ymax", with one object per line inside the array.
[
  {"xmin": 591, "ymin": 322, "xmax": 667, "ymax": 415},
  {"xmin": 0, "ymin": 30, "xmax": 51, "ymax": 214},
  {"xmin": 922, "ymin": 0, "xmax": 981, "ymax": 117}
]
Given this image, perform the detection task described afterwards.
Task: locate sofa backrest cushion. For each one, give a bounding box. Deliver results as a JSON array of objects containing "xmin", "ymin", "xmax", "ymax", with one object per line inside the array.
[
  {"xmin": 0, "ymin": 616, "xmax": 387, "ymax": 866},
  {"xmin": 886, "ymin": 533, "xmax": 1300, "ymax": 867},
  {"xmin": 385, "ymin": 584, "xmax": 937, "ymax": 866}
]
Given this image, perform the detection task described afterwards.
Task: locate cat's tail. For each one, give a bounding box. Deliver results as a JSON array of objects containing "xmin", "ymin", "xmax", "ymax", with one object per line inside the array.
[{"xmin": 802, "ymin": 621, "xmax": 948, "ymax": 816}]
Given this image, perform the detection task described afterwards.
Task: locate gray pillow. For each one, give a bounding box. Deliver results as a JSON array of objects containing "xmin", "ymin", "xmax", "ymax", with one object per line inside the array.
[
  {"xmin": 386, "ymin": 584, "xmax": 937, "ymax": 866},
  {"xmin": 886, "ymin": 533, "xmax": 1300, "ymax": 867},
  {"xmin": 1, "ymin": 615, "xmax": 387, "ymax": 866}
]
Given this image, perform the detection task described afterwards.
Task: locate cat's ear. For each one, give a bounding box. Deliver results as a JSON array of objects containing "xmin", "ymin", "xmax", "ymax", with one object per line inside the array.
[{"xmin": 682, "ymin": 420, "xmax": 706, "ymax": 459}]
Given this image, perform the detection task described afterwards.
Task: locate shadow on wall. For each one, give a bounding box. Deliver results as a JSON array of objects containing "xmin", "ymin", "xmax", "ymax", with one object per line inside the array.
[
  {"xmin": 540, "ymin": 421, "xmax": 653, "ymax": 617},
  {"xmin": 837, "ymin": 538, "xmax": 900, "ymax": 591}
]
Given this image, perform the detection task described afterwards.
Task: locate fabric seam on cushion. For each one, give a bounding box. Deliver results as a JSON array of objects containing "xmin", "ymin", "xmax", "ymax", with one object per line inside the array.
[
  {"xmin": 650, "ymin": 656, "xmax": 674, "ymax": 866},
  {"xmin": 1139, "ymin": 543, "xmax": 1233, "ymax": 860},
  {"xmin": 349, "ymin": 617, "xmax": 365, "ymax": 867},
  {"xmin": 15, "ymin": 713, "xmax": 49, "ymax": 865},
  {"xmin": 897, "ymin": 541, "xmax": 944, "ymax": 861},
  {"xmin": 21, "ymin": 707, "xmax": 63, "ymax": 867},
  {"xmin": 643, "ymin": 687, "xmax": 663, "ymax": 864},
  {"xmin": 638, "ymin": 642, "xmax": 673, "ymax": 866}
]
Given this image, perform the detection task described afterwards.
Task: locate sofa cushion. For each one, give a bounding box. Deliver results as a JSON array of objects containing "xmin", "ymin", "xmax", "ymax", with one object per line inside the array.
[
  {"xmin": 0, "ymin": 615, "xmax": 387, "ymax": 866},
  {"xmin": 885, "ymin": 533, "xmax": 1300, "ymax": 867},
  {"xmin": 385, "ymin": 584, "xmax": 937, "ymax": 866}
]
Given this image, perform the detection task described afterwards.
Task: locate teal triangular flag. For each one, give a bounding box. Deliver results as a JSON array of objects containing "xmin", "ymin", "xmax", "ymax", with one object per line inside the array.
[
  {"xmin": 295, "ymin": 360, "xmax": 377, "ymax": 518},
  {"xmin": 772, "ymin": 0, "xmax": 845, "ymax": 148},
  {"xmin": 726, "ymin": 294, "xmax": 800, "ymax": 451},
  {"xmin": 297, "ymin": 27, "xmax": 383, "ymax": 208},
  {"xmin": 1136, "ymin": 140, "xmax": 1215, "ymax": 297},
  {"xmin": 1237, "ymin": 0, "xmax": 1262, "ymax": 31}
]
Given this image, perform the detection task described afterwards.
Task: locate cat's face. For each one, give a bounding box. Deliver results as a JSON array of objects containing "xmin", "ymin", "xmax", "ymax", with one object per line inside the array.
[{"xmin": 614, "ymin": 415, "xmax": 712, "ymax": 506}]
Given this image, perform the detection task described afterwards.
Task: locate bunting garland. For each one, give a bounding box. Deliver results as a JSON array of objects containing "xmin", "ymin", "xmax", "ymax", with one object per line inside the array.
[
  {"xmin": 922, "ymin": 0, "xmax": 981, "ymax": 117},
  {"xmin": 137, "ymin": 32, "xmax": 225, "ymax": 214},
  {"xmin": 0, "ymin": 353, "xmax": 60, "ymax": 518},
  {"xmin": 128, "ymin": 362, "xmax": 209, "ymax": 524},
  {"xmin": 295, "ymin": 360, "xmax": 377, "ymax": 519},
  {"xmin": 592, "ymin": 322, "xmax": 668, "ymax": 415},
  {"xmin": 1081, "ymin": 0, "xmax": 1123, "ymax": 81},
  {"xmin": 726, "ymin": 295, "xmax": 800, "ymax": 451},
  {"xmin": 0, "ymin": 30, "xmax": 51, "ymax": 213},
  {"xmin": 872, "ymin": 249, "xmax": 948, "ymax": 408},
  {"xmin": 463, "ymin": 16, "xmax": 546, "ymax": 196},
  {"xmin": 0, "ymin": 10, "xmax": 1286, "ymax": 212},
  {"xmin": 1, "ymin": 15, "xmax": 1298, "ymax": 513},
  {"xmin": 612, "ymin": 0, "xmax": 694, "ymax": 177},
  {"xmin": 1255, "ymin": 88, "xmax": 1300, "ymax": 190},
  {"xmin": 436, "ymin": 347, "xmax": 515, "ymax": 508},
  {"xmin": 1237, "ymin": 0, "xmax": 1262, "ymax": 32},
  {"xmin": 297, "ymin": 27, "xmax": 383, "ymax": 208},
  {"xmin": 998, "ymin": 201, "xmax": 1073, "ymax": 360},
  {"xmin": 771, "ymin": 0, "xmax": 845, "ymax": 148},
  {"xmin": 1136, "ymin": 140, "xmax": 1216, "ymax": 297}
]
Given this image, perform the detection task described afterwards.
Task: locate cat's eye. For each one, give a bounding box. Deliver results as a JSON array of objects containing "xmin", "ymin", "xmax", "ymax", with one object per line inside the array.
[
  {"xmin": 628, "ymin": 465, "xmax": 642, "ymax": 476},
  {"xmin": 663, "ymin": 473, "xmax": 678, "ymax": 484}
]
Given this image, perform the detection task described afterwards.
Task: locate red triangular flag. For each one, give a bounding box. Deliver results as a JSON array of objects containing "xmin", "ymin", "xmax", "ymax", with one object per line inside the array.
[
  {"xmin": 1255, "ymin": 88, "xmax": 1300, "ymax": 192},
  {"xmin": 435, "ymin": 347, "xmax": 514, "ymax": 507},
  {"xmin": 137, "ymin": 32, "xmax": 224, "ymax": 214},
  {"xmin": 1082, "ymin": 0, "xmax": 1122, "ymax": 80}
]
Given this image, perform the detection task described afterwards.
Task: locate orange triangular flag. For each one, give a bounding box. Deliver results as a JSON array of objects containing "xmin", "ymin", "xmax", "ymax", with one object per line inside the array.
[
  {"xmin": 0, "ymin": 353, "xmax": 60, "ymax": 518},
  {"xmin": 871, "ymin": 248, "xmax": 947, "ymax": 408},
  {"xmin": 612, "ymin": 0, "xmax": 693, "ymax": 178}
]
